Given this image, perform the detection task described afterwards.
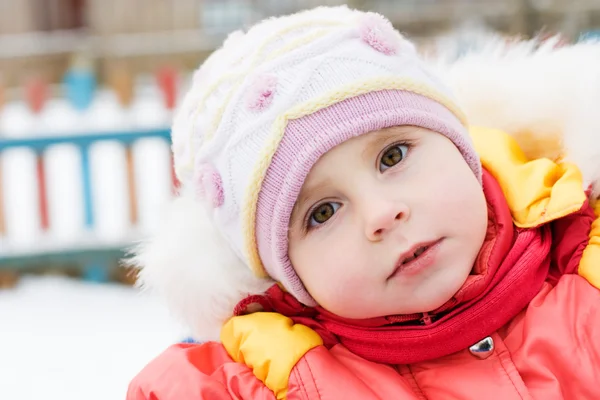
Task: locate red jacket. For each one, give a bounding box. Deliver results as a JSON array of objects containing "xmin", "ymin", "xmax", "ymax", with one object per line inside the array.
[{"xmin": 128, "ymin": 128, "xmax": 600, "ymax": 399}]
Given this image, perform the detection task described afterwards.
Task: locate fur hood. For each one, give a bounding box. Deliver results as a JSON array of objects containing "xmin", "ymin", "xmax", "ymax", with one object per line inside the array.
[
  {"xmin": 430, "ymin": 34, "xmax": 600, "ymax": 196},
  {"xmin": 129, "ymin": 36, "xmax": 600, "ymax": 342}
]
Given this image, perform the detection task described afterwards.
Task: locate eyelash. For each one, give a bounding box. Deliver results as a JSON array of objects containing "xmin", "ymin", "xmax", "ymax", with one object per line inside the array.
[{"xmin": 301, "ymin": 140, "xmax": 414, "ymax": 233}]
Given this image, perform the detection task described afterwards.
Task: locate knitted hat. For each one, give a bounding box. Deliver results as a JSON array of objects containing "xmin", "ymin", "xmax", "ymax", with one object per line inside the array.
[{"xmin": 171, "ymin": 6, "xmax": 481, "ymax": 306}]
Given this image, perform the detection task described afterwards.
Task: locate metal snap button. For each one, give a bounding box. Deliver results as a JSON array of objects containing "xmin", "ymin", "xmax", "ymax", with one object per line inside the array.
[{"xmin": 469, "ymin": 336, "xmax": 494, "ymax": 359}]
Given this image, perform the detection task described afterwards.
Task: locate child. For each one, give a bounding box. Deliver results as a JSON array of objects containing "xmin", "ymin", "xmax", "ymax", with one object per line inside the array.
[{"xmin": 127, "ymin": 6, "xmax": 600, "ymax": 399}]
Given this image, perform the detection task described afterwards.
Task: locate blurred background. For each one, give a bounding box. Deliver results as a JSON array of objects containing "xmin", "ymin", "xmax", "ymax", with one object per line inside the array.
[{"xmin": 1, "ymin": 1, "xmax": 599, "ymax": 399}]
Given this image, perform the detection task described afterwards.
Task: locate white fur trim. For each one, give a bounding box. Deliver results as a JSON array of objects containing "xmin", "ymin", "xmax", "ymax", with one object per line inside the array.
[
  {"xmin": 126, "ymin": 191, "xmax": 273, "ymax": 342},
  {"xmin": 432, "ymin": 36, "xmax": 600, "ymax": 198}
]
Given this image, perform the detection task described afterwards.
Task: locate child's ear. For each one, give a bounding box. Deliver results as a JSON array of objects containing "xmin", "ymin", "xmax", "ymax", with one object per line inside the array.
[{"xmin": 124, "ymin": 190, "xmax": 273, "ymax": 342}]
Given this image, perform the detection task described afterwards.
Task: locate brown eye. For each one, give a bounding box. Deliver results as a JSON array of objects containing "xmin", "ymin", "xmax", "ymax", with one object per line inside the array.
[
  {"xmin": 308, "ymin": 202, "xmax": 340, "ymax": 228},
  {"xmin": 379, "ymin": 144, "xmax": 408, "ymax": 172}
]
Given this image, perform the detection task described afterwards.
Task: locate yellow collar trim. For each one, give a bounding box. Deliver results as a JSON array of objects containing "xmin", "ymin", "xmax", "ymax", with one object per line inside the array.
[{"xmin": 470, "ymin": 126, "xmax": 586, "ymax": 227}]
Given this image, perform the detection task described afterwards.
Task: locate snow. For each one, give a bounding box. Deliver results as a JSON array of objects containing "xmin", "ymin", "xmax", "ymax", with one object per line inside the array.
[{"xmin": 0, "ymin": 275, "xmax": 184, "ymax": 400}]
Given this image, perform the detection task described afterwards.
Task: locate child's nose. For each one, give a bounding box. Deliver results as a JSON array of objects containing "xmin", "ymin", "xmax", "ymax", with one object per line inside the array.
[{"xmin": 364, "ymin": 200, "xmax": 409, "ymax": 242}]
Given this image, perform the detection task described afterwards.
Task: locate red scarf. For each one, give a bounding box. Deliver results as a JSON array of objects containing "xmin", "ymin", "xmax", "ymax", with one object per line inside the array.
[{"xmin": 235, "ymin": 170, "xmax": 554, "ymax": 364}]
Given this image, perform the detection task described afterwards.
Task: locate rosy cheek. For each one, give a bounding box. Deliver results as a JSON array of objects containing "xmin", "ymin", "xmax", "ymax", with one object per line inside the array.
[{"xmin": 317, "ymin": 273, "xmax": 369, "ymax": 318}]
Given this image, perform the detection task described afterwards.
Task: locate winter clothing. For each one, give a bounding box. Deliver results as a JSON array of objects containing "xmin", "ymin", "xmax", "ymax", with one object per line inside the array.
[
  {"xmin": 171, "ymin": 6, "xmax": 480, "ymax": 304},
  {"xmin": 126, "ymin": 6, "xmax": 600, "ymax": 400},
  {"xmin": 128, "ymin": 127, "xmax": 600, "ymax": 399}
]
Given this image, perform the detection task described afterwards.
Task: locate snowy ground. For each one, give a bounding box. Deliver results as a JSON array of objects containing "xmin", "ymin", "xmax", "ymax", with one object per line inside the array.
[{"xmin": 0, "ymin": 275, "xmax": 184, "ymax": 400}]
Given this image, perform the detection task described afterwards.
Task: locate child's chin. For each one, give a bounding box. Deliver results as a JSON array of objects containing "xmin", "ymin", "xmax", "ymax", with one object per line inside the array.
[{"xmin": 419, "ymin": 284, "xmax": 463, "ymax": 312}]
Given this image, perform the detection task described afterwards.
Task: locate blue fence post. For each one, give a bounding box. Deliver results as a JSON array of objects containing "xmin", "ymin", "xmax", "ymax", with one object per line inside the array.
[
  {"xmin": 82, "ymin": 259, "xmax": 110, "ymax": 283},
  {"xmin": 80, "ymin": 144, "xmax": 94, "ymax": 229}
]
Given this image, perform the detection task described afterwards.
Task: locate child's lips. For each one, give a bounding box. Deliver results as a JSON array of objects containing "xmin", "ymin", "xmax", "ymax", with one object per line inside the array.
[{"xmin": 388, "ymin": 239, "xmax": 443, "ymax": 280}]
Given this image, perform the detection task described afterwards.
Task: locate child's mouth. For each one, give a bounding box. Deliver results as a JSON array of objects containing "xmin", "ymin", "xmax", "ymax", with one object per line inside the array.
[
  {"xmin": 401, "ymin": 246, "xmax": 428, "ymax": 265},
  {"xmin": 389, "ymin": 239, "xmax": 442, "ymax": 280}
]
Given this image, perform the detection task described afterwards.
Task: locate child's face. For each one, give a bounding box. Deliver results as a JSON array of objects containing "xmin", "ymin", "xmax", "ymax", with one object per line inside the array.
[{"xmin": 288, "ymin": 126, "xmax": 488, "ymax": 319}]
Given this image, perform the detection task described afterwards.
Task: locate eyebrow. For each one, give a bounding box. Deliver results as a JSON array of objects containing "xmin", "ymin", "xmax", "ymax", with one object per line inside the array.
[
  {"xmin": 362, "ymin": 131, "xmax": 395, "ymax": 162},
  {"xmin": 295, "ymin": 178, "xmax": 332, "ymax": 214},
  {"xmin": 361, "ymin": 127, "xmax": 415, "ymax": 162}
]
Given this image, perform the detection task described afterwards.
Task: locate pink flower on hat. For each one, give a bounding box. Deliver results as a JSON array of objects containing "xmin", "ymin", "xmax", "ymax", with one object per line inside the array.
[
  {"xmin": 195, "ymin": 163, "xmax": 224, "ymax": 208},
  {"xmin": 246, "ymin": 74, "xmax": 278, "ymax": 112}
]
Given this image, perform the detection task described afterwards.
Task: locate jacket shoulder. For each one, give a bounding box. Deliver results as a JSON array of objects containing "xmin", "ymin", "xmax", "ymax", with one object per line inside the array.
[
  {"xmin": 220, "ymin": 312, "xmax": 426, "ymax": 399},
  {"xmin": 127, "ymin": 341, "xmax": 276, "ymax": 400},
  {"xmin": 579, "ymin": 200, "xmax": 600, "ymax": 289},
  {"xmin": 221, "ymin": 312, "xmax": 323, "ymax": 399}
]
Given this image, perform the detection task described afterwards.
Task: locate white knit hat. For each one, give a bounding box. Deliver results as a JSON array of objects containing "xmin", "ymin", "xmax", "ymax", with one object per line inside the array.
[{"xmin": 171, "ymin": 6, "xmax": 480, "ymax": 305}]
